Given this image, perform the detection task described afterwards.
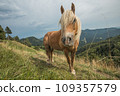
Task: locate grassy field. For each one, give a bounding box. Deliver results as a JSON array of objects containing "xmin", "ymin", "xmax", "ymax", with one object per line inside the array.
[{"xmin": 0, "ymin": 40, "xmax": 120, "ymax": 80}]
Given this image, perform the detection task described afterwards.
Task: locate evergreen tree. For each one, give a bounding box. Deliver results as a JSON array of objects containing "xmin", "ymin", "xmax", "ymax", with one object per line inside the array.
[
  {"xmin": 13, "ymin": 36, "xmax": 20, "ymax": 42},
  {"xmin": 21, "ymin": 39, "xmax": 32, "ymax": 47},
  {"xmin": 7, "ymin": 35, "xmax": 13, "ymax": 40},
  {"xmin": 5, "ymin": 26, "xmax": 12, "ymax": 40},
  {"xmin": 0, "ymin": 25, "xmax": 6, "ymax": 40}
]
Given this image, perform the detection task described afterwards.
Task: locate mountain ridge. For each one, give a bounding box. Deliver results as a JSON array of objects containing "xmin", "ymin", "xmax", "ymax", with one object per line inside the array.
[
  {"xmin": 20, "ymin": 27, "xmax": 120, "ymax": 47},
  {"xmin": 20, "ymin": 36, "xmax": 43, "ymax": 46}
]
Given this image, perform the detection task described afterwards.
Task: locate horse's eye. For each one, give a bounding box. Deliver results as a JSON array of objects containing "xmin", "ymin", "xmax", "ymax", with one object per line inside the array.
[{"xmin": 73, "ymin": 18, "xmax": 76, "ymax": 23}]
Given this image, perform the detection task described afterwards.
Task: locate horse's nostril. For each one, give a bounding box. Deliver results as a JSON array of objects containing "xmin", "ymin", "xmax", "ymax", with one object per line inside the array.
[{"xmin": 68, "ymin": 37, "xmax": 72, "ymax": 41}]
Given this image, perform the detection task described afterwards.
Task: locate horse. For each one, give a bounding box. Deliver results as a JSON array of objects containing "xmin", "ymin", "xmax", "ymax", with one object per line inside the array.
[{"xmin": 43, "ymin": 3, "xmax": 81, "ymax": 75}]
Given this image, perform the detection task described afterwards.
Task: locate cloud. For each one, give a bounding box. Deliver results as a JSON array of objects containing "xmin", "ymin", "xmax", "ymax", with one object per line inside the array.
[
  {"xmin": 75, "ymin": 0, "xmax": 120, "ymax": 29},
  {"xmin": 0, "ymin": 0, "xmax": 120, "ymax": 38},
  {"xmin": 44, "ymin": 27, "xmax": 58, "ymax": 31},
  {"xmin": 0, "ymin": 0, "xmax": 26, "ymax": 19},
  {"xmin": 29, "ymin": 21, "xmax": 45, "ymax": 27}
]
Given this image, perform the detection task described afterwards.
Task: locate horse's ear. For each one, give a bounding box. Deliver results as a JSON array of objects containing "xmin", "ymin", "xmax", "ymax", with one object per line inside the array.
[
  {"xmin": 61, "ymin": 5, "xmax": 64, "ymax": 14},
  {"xmin": 71, "ymin": 3, "xmax": 75, "ymax": 14}
]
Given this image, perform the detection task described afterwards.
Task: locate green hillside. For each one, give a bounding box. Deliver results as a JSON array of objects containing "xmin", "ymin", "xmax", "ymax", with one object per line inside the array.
[
  {"xmin": 77, "ymin": 35, "xmax": 120, "ymax": 67},
  {"xmin": 20, "ymin": 36, "xmax": 43, "ymax": 46},
  {"xmin": 79, "ymin": 27, "xmax": 120, "ymax": 47},
  {"xmin": 0, "ymin": 40, "xmax": 120, "ymax": 80}
]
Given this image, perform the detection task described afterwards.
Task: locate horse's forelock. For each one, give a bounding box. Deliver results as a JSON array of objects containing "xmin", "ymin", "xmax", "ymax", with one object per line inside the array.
[{"xmin": 59, "ymin": 10, "xmax": 74, "ymax": 30}]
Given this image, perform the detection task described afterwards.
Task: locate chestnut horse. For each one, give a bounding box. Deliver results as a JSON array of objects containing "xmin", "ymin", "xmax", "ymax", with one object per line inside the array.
[{"xmin": 43, "ymin": 3, "xmax": 81, "ymax": 75}]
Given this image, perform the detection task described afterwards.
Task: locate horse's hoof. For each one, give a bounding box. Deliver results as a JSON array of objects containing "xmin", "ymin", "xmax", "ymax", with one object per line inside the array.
[
  {"xmin": 47, "ymin": 62, "xmax": 52, "ymax": 65},
  {"xmin": 71, "ymin": 70, "xmax": 76, "ymax": 75}
]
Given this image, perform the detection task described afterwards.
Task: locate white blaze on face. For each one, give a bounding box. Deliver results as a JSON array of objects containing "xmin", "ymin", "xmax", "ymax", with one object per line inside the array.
[
  {"xmin": 64, "ymin": 32, "xmax": 74, "ymax": 46},
  {"xmin": 65, "ymin": 32, "xmax": 74, "ymax": 38}
]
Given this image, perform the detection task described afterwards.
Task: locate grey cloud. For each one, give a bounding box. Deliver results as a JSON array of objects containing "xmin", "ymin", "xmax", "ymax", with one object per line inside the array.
[
  {"xmin": 0, "ymin": 0, "xmax": 120, "ymax": 38},
  {"xmin": 0, "ymin": 0, "xmax": 26, "ymax": 19}
]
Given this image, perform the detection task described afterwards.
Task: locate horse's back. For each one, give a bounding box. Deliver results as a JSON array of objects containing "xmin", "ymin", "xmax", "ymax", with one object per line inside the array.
[{"xmin": 43, "ymin": 30, "xmax": 62, "ymax": 50}]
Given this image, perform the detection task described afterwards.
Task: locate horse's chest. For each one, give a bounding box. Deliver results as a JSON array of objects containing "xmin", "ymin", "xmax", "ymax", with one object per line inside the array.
[
  {"xmin": 49, "ymin": 37, "xmax": 62, "ymax": 50},
  {"xmin": 50, "ymin": 43, "xmax": 62, "ymax": 50}
]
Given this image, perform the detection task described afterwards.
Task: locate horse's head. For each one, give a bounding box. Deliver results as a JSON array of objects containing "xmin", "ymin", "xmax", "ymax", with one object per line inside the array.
[{"xmin": 59, "ymin": 3, "xmax": 78, "ymax": 46}]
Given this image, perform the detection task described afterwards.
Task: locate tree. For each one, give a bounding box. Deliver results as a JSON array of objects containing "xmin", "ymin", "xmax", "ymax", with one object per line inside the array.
[
  {"xmin": 0, "ymin": 25, "xmax": 6, "ymax": 40},
  {"xmin": 13, "ymin": 36, "xmax": 20, "ymax": 42},
  {"xmin": 5, "ymin": 26, "xmax": 12, "ymax": 40},
  {"xmin": 7, "ymin": 35, "xmax": 13, "ymax": 40},
  {"xmin": 21, "ymin": 39, "xmax": 32, "ymax": 47}
]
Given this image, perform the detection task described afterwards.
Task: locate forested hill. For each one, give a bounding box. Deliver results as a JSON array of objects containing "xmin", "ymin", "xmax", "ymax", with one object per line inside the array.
[
  {"xmin": 77, "ymin": 35, "xmax": 120, "ymax": 67},
  {"xmin": 20, "ymin": 36, "xmax": 43, "ymax": 46},
  {"xmin": 79, "ymin": 27, "xmax": 120, "ymax": 47}
]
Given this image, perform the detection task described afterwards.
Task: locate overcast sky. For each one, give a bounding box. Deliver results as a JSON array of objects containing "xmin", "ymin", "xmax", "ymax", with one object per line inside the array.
[{"xmin": 0, "ymin": 0, "xmax": 120, "ymax": 38}]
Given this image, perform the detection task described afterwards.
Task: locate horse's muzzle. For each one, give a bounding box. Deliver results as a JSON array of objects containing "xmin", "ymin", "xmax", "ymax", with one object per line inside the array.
[{"xmin": 61, "ymin": 36, "xmax": 74, "ymax": 46}]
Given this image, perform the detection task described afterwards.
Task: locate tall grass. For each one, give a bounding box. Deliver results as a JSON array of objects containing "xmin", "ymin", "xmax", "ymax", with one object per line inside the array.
[{"xmin": 0, "ymin": 40, "xmax": 120, "ymax": 80}]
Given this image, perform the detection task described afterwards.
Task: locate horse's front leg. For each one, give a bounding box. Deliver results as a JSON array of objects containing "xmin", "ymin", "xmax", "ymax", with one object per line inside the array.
[
  {"xmin": 64, "ymin": 50, "xmax": 71, "ymax": 72},
  {"xmin": 71, "ymin": 51, "xmax": 76, "ymax": 75}
]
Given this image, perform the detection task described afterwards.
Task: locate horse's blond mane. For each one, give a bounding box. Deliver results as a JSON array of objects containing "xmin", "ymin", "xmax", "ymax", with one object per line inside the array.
[{"xmin": 59, "ymin": 10, "xmax": 81, "ymax": 41}]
